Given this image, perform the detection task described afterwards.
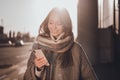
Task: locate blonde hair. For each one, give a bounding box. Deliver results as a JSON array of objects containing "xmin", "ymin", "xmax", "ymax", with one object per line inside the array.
[{"xmin": 39, "ymin": 7, "xmax": 73, "ymax": 37}]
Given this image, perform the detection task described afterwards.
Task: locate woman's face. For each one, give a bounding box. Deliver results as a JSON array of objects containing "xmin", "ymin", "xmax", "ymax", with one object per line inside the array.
[{"xmin": 48, "ymin": 12, "xmax": 64, "ymax": 38}]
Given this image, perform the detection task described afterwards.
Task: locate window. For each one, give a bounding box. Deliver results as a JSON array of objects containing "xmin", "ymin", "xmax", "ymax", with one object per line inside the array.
[
  {"xmin": 114, "ymin": 0, "xmax": 119, "ymax": 34},
  {"xmin": 98, "ymin": 0, "xmax": 114, "ymax": 28}
]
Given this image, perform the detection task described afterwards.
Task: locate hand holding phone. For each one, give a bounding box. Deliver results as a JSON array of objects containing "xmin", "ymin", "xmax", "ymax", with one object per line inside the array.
[{"xmin": 34, "ymin": 49, "xmax": 49, "ymax": 68}]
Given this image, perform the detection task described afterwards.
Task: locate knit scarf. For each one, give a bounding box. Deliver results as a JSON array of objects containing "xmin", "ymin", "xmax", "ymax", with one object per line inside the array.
[{"xmin": 36, "ymin": 33, "xmax": 74, "ymax": 53}]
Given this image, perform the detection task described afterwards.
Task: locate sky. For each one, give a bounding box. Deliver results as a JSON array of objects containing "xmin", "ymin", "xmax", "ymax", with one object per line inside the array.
[{"xmin": 0, "ymin": 0, "xmax": 78, "ymax": 37}]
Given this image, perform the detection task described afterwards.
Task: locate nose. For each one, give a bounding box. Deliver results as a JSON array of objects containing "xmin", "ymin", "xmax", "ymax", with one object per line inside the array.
[{"xmin": 53, "ymin": 23, "xmax": 57, "ymax": 29}]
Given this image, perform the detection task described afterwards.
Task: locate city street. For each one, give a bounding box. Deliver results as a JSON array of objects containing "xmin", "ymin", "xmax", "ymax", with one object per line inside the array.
[{"xmin": 0, "ymin": 43, "xmax": 33, "ymax": 80}]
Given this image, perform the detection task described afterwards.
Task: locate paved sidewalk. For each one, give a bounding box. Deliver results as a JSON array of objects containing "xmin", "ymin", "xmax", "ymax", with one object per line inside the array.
[{"xmin": 0, "ymin": 60, "xmax": 27, "ymax": 80}]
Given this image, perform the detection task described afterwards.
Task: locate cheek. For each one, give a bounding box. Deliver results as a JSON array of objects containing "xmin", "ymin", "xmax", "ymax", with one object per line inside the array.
[
  {"xmin": 48, "ymin": 25, "xmax": 52, "ymax": 31},
  {"xmin": 58, "ymin": 26, "xmax": 64, "ymax": 32}
]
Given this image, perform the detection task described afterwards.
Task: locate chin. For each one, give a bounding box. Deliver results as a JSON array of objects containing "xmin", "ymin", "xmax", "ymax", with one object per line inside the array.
[{"xmin": 52, "ymin": 33, "xmax": 59, "ymax": 37}]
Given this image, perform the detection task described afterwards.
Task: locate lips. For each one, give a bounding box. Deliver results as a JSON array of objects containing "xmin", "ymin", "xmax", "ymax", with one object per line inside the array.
[
  {"xmin": 52, "ymin": 32, "xmax": 58, "ymax": 35},
  {"xmin": 51, "ymin": 31, "xmax": 60, "ymax": 36},
  {"xmin": 51, "ymin": 30, "xmax": 58, "ymax": 34}
]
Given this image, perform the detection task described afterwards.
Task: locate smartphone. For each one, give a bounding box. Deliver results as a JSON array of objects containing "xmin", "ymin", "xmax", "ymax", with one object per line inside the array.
[{"xmin": 34, "ymin": 49, "xmax": 50, "ymax": 66}]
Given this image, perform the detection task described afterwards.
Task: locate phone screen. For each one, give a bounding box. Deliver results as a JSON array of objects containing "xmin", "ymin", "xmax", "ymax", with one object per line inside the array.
[{"xmin": 34, "ymin": 49, "xmax": 49, "ymax": 66}]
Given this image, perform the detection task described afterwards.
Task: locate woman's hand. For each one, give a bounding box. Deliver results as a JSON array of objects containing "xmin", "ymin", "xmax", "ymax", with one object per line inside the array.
[{"xmin": 34, "ymin": 57, "xmax": 48, "ymax": 69}]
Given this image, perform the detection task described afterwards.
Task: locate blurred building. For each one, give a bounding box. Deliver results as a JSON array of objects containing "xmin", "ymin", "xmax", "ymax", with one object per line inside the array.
[
  {"xmin": 0, "ymin": 26, "xmax": 3, "ymax": 34},
  {"xmin": 97, "ymin": 0, "xmax": 120, "ymax": 64},
  {"xmin": 0, "ymin": 26, "xmax": 8, "ymax": 43},
  {"xmin": 97, "ymin": 0, "xmax": 114, "ymax": 63},
  {"xmin": 77, "ymin": 0, "xmax": 120, "ymax": 65}
]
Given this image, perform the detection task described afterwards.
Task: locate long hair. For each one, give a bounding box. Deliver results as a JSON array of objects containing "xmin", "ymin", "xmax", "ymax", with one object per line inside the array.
[
  {"xmin": 38, "ymin": 7, "xmax": 74, "ymax": 68},
  {"xmin": 38, "ymin": 7, "xmax": 73, "ymax": 38}
]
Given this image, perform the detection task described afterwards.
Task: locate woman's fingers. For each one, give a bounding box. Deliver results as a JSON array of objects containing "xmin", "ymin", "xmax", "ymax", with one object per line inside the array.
[{"xmin": 34, "ymin": 57, "xmax": 48, "ymax": 68}]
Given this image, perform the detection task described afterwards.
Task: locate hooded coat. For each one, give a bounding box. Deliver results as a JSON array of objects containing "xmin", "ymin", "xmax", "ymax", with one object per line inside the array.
[{"xmin": 23, "ymin": 42, "xmax": 97, "ymax": 80}]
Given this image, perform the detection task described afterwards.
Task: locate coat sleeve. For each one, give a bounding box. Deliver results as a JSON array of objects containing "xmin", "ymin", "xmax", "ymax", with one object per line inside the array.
[
  {"xmin": 80, "ymin": 47, "xmax": 98, "ymax": 80},
  {"xmin": 23, "ymin": 43, "xmax": 46, "ymax": 80},
  {"xmin": 23, "ymin": 51, "xmax": 37, "ymax": 80}
]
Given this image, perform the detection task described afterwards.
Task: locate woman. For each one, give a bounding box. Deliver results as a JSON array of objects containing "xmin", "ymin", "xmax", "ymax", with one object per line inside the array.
[{"xmin": 24, "ymin": 7, "xmax": 98, "ymax": 80}]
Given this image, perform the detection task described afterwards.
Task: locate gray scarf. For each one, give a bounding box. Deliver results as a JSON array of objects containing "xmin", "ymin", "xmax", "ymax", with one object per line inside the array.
[{"xmin": 36, "ymin": 33, "xmax": 74, "ymax": 53}]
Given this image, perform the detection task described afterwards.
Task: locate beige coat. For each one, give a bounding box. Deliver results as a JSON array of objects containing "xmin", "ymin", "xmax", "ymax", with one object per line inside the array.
[{"xmin": 23, "ymin": 42, "xmax": 98, "ymax": 80}]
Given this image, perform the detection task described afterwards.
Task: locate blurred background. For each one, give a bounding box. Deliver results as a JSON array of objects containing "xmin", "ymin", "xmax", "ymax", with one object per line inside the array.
[{"xmin": 0, "ymin": 0, "xmax": 120, "ymax": 80}]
